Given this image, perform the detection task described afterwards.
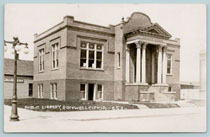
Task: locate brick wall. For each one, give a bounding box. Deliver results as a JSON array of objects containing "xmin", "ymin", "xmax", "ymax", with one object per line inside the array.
[
  {"xmin": 113, "ymin": 24, "xmax": 126, "ymax": 101},
  {"xmin": 65, "ymin": 79, "xmax": 114, "ymax": 101},
  {"xmin": 33, "ymin": 79, "xmax": 66, "ymax": 101},
  {"xmin": 66, "ymin": 29, "xmax": 115, "ymax": 81},
  {"xmin": 33, "ymin": 16, "xmax": 116, "ymax": 101},
  {"xmin": 4, "ymin": 75, "xmax": 33, "ymax": 99},
  {"xmin": 166, "ymin": 44, "xmax": 180, "ymax": 99},
  {"xmin": 33, "ymin": 29, "xmax": 68, "ymax": 81}
]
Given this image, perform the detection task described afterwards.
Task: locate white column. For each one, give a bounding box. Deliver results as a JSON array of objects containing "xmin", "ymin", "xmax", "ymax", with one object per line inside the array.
[
  {"xmin": 126, "ymin": 46, "xmax": 130, "ymax": 83},
  {"xmin": 162, "ymin": 47, "xmax": 167, "ymax": 83},
  {"xmin": 93, "ymin": 84, "xmax": 97, "ymax": 101},
  {"xmin": 135, "ymin": 42, "xmax": 141, "ymax": 83},
  {"xmin": 157, "ymin": 46, "xmax": 163, "ymax": 83},
  {"xmin": 142, "ymin": 43, "xmax": 147, "ymax": 83},
  {"xmin": 85, "ymin": 84, "xmax": 88, "ymax": 100},
  {"xmin": 151, "ymin": 50, "xmax": 155, "ymax": 84}
]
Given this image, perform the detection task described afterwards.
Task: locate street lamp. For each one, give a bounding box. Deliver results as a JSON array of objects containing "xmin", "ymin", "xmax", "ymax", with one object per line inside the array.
[{"xmin": 4, "ymin": 37, "xmax": 29, "ymax": 121}]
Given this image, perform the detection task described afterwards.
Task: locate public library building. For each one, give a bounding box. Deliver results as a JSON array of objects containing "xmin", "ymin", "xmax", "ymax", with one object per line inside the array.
[{"xmin": 33, "ymin": 12, "xmax": 180, "ymax": 102}]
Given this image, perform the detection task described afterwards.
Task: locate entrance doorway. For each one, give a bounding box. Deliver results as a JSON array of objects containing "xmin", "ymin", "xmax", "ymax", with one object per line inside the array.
[
  {"xmin": 146, "ymin": 44, "xmax": 157, "ymax": 84},
  {"xmin": 88, "ymin": 84, "xmax": 94, "ymax": 100}
]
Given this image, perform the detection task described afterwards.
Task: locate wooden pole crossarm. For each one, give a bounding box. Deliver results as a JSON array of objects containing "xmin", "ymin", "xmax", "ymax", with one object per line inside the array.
[
  {"xmin": 4, "ymin": 40, "xmax": 28, "ymax": 47},
  {"xmin": 18, "ymin": 42, "xmax": 28, "ymax": 47},
  {"xmin": 4, "ymin": 40, "xmax": 14, "ymax": 45}
]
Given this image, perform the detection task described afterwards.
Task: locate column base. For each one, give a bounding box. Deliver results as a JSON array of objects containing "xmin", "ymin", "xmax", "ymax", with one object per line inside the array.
[
  {"xmin": 140, "ymin": 82, "xmax": 148, "ymax": 86},
  {"xmin": 126, "ymin": 82, "xmax": 148, "ymax": 86},
  {"xmin": 152, "ymin": 83, "xmax": 168, "ymax": 87}
]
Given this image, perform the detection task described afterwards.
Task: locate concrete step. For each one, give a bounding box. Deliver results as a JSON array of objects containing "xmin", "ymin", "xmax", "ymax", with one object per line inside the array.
[{"xmin": 147, "ymin": 86, "xmax": 170, "ymax": 102}]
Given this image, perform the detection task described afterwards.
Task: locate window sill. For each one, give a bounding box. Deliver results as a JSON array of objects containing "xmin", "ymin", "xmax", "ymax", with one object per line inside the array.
[
  {"xmin": 166, "ymin": 74, "xmax": 173, "ymax": 76},
  {"xmin": 38, "ymin": 71, "xmax": 45, "ymax": 73},
  {"xmin": 51, "ymin": 68, "xmax": 59, "ymax": 71},
  {"xmin": 80, "ymin": 68, "xmax": 104, "ymax": 71},
  {"xmin": 95, "ymin": 99, "xmax": 103, "ymax": 101}
]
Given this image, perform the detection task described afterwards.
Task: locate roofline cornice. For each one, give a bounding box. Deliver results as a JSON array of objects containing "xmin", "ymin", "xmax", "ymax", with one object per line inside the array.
[
  {"xmin": 34, "ymin": 24, "xmax": 115, "ymax": 43},
  {"xmin": 4, "ymin": 74, "xmax": 33, "ymax": 77},
  {"xmin": 125, "ymin": 30, "xmax": 170, "ymax": 40}
]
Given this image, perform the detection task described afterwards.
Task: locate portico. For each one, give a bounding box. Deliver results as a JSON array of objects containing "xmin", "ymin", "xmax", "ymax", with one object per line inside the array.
[
  {"xmin": 119, "ymin": 12, "xmax": 180, "ymax": 102},
  {"xmin": 125, "ymin": 39, "xmax": 168, "ymax": 86}
]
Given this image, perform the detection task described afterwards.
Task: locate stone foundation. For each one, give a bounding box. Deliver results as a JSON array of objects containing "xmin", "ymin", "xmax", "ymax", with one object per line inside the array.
[{"xmin": 124, "ymin": 84, "xmax": 176, "ymax": 102}]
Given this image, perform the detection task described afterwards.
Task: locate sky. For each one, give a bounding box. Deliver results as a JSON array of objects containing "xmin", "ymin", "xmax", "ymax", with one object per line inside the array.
[{"xmin": 4, "ymin": 4, "xmax": 206, "ymax": 82}]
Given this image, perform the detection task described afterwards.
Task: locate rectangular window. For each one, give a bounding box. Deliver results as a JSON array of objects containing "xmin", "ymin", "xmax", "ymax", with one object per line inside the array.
[
  {"xmin": 97, "ymin": 84, "xmax": 103, "ymax": 100},
  {"xmin": 168, "ymin": 86, "xmax": 173, "ymax": 92},
  {"xmin": 50, "ymin": 84, "xmax": 53, "ymax": 99},
  {"xmin": 52, "ymin": 43, "xmax": 59, "ymax": 69},
  {"xmin": 54, "ymin": 83, "xmax": 57, "ymax": 100},
  {"xmin": 80, "ymin": 42, "xmax": 103, "ymax": 69},
  {"xmin": 50, "ymin": 83, "xmax": 57, "ymax": 100},
  {"xmin": 38, "ymin": 49, "xmax": 44, "ymax": 72},
  {"xmin": 117, "ymin": 52, "xmax": 120, "ymax": 68},
  {"xmin": 89, "ymin": 50, "xmax": 94, "ymax": 68},
  {"xmin": 80, "ymin": 83, "xmax": 103, "ymax": 101},
  {"xmin": 38, "ymin": 84, "xmax": 39, "ymax": 98},
  {"xmin": 28, "ymin": 83, "xmax": 33, "ymax": 97},
  {"xmin": 38, "ymin": 84, "xmax": 43, "ymax": 98},
  {"xmin": 96, "ymin": 51, "xmax": 102, "ymax": 68},
  {"xmin": 167, "ymin": 54, "xmax": 172, "ymax": 74},
  {"xmin": 80, "ymin": 49, "xmax": 87, "ymax": 67},
  {"xmin": 80, "ymin": 84, "xmax": 86, "ymax": 100}
]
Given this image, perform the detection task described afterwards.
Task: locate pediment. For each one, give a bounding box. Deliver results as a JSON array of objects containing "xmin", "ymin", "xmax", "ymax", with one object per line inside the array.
[
  {"xmin": 123, "ymin": 12, "xmax": 172, "ymax": 39},
  {"xmin": 148, "ymin": 29, "xmax": 159, "ymax": 34},
  {"xmin": 140, "ymin": 23, "xmax": 172, "ymax": 38},
  {"xmin": 125, "ymin": 23, "xmax": 172, "ymax": 39}
]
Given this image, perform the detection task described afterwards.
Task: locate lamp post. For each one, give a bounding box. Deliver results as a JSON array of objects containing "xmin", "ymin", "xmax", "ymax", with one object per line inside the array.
[{"xmin": 4, "ymin": 37, "xmax": 29, "ymax": 121}]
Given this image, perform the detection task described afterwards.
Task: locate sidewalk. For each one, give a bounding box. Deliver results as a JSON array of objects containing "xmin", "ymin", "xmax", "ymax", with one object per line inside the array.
[
  {"xmin": 4, "ymin": 105, "xmax": 206, "ymax": 132},
  {"xmin": 4, "ymin": 105, "xmax": 206, "ymax": 121}
]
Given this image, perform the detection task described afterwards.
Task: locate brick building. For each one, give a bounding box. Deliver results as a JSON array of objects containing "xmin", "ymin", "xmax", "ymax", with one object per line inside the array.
[
  {"xmin": 33, "ymin": 12, "xmax": 180, "ymax": 102},
  {"xmin": 4, "ymin": 58, "xmax": 33, "ymax": 99}
]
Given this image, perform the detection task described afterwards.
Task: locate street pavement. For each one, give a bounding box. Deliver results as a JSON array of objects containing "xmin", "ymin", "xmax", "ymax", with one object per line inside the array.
[{"xmin": 4, "ymin": 104, "xmax": 206, "ymax": 132}]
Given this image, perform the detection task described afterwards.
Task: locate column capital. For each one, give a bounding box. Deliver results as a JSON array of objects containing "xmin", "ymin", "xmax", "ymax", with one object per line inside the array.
[
  {"xmin": 136, "ymin": 44, "xmax": 141, "ymax": 49},
  {"xmin": 134, "ymin": 41, "xmax": 143, "ymax": 48},
  {"xmin": 158, "ymin": 44, "xmax": 167, "ymax": 49},
  {"xmin": 142, "ymin": 42, "xmax": 148, "ymax": 49},
  {"xmin": 163, "ymin": 46, "xmax": 167, "ymax": 51},
  {"xmin": 158, "ymin": 45, "xmax": 164, "ymax": 51},
  {"xmin": 126, "ymin": 45, "xmax": 130, "ymax": 51}
]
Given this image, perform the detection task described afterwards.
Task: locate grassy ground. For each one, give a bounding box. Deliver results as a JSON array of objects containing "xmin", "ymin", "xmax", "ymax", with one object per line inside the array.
[
  {"xmin": 4, "ymin": 98, "xmax": 138, "ymax": 112},
  {"xmin": 133, "ymin": 102, "xmax": 180, "ymax": 109}
]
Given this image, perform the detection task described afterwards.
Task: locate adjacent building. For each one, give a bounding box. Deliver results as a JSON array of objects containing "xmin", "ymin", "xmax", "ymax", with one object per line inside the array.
[
  {"xmin": 180, "ymin": 82, "xmax": 200, "ymax": 100},
  {"xmin": 33, "ymin": 12, "xmax": 180, "ymax": 102},
  {"xmin": 4, "ymin": 58, "xmax": 33, "ymax": 99},
  {"xmin": 199, "ymin": 50, "xmax": 206, "ymax": 100}
]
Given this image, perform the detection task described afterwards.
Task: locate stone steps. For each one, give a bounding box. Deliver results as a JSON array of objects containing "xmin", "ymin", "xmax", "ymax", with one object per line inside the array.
[{"xmin": 147, "ymin": 85, "xmax": 170, "ymax": 102}]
